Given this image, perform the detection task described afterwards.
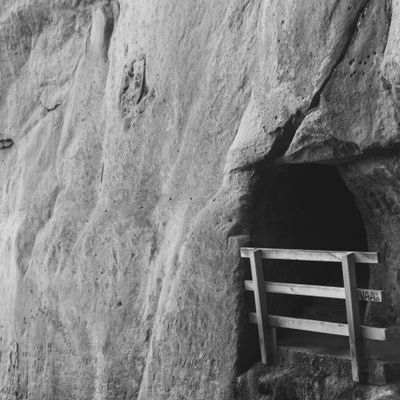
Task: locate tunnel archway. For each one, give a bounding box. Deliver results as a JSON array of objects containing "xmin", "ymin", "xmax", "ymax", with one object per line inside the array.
[{"xmin": 240, "ymin": 163, "xmax": 370, "ymax": 372}]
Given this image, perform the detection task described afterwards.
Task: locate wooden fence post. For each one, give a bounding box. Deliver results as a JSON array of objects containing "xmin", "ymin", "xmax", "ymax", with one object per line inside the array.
[
  {"xmin": 249, "ymin": 249, "xmax": 277, "ymax": 364},
  {"xmin": 342, "ymin": 252, "xmax": 362, "ymax": 382}
]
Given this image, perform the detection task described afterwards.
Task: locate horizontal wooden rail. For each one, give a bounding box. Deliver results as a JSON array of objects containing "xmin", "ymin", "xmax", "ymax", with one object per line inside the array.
[
  {"xmin": 240, "ymin": 248, "xmax": 380, "ymax": 264},
  {"xmin": 248, "ymin": 313, "xmax": 387, "ymax": 341},
  {"xmin": 243, "ymin": 247, "xmax": 382, "ymax": 382},
  {"xmin": 244, "ymin": 281, "xmax": 383, "ymax": 302}
]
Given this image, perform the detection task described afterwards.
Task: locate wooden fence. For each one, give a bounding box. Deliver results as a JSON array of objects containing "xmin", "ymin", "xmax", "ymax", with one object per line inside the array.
[{"xmin": 241, "ymin": 247, "xmax": 386, "ymax": 382}]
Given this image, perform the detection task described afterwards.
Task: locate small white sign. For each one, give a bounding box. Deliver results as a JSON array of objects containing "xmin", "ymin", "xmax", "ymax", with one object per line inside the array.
[{"xmin": 358, "ymin": 289, "xmax": 382, "ymax": 303}]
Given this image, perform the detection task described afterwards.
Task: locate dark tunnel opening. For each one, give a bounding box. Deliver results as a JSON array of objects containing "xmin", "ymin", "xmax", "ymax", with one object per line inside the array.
[{"xmin": 239, "ymin": 163, "xmax": 369, "ymax": 373}]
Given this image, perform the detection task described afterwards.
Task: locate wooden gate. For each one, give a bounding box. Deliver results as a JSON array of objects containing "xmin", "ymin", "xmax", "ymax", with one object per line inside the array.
[{"xmin": 241, "ymin": 247, "xmax": 386, "ymax": 382}]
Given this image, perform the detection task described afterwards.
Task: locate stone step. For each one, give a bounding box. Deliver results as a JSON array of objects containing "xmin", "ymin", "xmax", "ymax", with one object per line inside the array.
[
  {"xmin": 276, "ymin": 331, "xmax": 400, "ymax": 385},
  {"xmin": 278, "ymin": 344, "xmax": 400, "ymax": 385},
  {"xmin": 236, "ymin": 363, "xmax": 400, "ymax": 400},
  {"xmin": 236, "ymin": 332, "xmax": 400, "ymax": 399}
]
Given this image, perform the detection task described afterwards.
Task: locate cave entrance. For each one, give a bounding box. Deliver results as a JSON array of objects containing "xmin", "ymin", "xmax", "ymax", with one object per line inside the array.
[{"xmin": 240, "ymin": 163, "xmax": 370, "ymax": 371}]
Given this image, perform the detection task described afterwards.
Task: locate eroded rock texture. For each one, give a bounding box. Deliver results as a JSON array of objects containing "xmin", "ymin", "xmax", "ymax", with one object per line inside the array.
[{"xmin": 0, "ymin": 0, "xmax": 400, "ymax": 399}]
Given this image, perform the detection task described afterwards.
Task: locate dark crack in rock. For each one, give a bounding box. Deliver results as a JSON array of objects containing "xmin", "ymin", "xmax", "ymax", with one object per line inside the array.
[
  {"xmin": 0, "ymin": 139, "xmax": 14, "ymax": 149},
  {"xmin": 119, "ymin": 55, "xmax": 149, "ymax": 123}
]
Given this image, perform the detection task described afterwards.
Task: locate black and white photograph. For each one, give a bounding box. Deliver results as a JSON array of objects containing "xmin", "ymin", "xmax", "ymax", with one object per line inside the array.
[{"xmin": 0, "ymin": 0, "xmax": 399, "ymax": 399}]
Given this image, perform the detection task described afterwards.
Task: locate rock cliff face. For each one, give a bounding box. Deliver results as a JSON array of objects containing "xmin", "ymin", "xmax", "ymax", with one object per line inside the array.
[{"xmin": 0, "ymin": 0, "xmax": 399, "ymax": 398}]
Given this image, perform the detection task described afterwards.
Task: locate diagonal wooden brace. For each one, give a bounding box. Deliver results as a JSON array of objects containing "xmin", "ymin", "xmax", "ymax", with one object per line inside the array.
[
  {"xmin": 342, "ymin": 252, "xmax": 362, "ymax": 382},
  {"xmin": 249, "ymin": 249, "xmax": 277, "ymax": 364}
]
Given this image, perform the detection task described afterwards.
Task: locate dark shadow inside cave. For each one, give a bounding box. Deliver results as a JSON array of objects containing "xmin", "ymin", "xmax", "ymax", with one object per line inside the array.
[{"xmin": 238, "ymin": 163, "xmax": 369, "ymax": 373}]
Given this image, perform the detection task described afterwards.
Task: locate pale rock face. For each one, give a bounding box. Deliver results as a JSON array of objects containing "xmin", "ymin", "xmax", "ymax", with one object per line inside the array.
[{"xmin": 0, "ymin": 0, "xmax": 400, "ymax": 399}]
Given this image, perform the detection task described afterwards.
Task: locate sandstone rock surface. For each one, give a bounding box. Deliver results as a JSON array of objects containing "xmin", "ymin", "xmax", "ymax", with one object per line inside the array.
[{"xmin": 1, "ymin": 0, "xmax": 400, "ymax": 399}]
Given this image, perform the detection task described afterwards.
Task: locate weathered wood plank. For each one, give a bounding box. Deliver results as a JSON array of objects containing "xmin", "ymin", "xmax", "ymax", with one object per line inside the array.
[
  {"xmin": 240, "ymin": 247, "xmax": 380, "ymax": 264},
  {"xmin": 244, "ymin": 281, "xmax": 383, "ymax": 302},
  {"xmin": 248, "ymin": 313, "xmax": 387, "ymax": 341},
  {"xmin": 361, "ymin": 326, "xmax": 387, "ymax": 341},
  {"xmin": 342, "ymin": 253, "xmax": 362, "ymax": 382},
  {"xmin": 249, "ymin": 249, "xmax": 276, "ymax": 364},
  {"xmin": 249, "ymin": 313, "xmax": 348, "ymax": 335}
]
